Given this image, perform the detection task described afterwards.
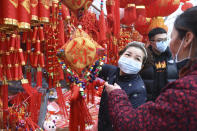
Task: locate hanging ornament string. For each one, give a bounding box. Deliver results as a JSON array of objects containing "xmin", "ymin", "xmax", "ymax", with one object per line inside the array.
[{"xmin": 57, "ymin": 49, "xmax": 106, "ymax": 97}]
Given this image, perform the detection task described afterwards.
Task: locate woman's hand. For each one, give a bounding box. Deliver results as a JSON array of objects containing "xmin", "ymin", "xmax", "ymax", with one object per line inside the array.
[{"xmin": 104, "ymin": 82, "xmax": 121, "ymax": 94}]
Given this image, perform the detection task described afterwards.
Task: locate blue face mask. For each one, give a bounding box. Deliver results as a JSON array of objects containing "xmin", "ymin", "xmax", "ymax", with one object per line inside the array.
[
  {"xmin": 156, "ymin": 40, "xmax": 169, "ymax": 53},
  {"xmin": 118, "ymin": 56, "xmax": 142, "ymax": 74}
]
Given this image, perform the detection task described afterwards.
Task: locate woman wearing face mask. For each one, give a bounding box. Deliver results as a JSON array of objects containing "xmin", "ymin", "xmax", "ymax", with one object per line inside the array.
[
  {"xmin": 98, "ymin": 41, "xmax": 147, "ymax": 131},
  {"xmin": 104, "ymin": 6, "xmax": 197, "ymax": 131}
]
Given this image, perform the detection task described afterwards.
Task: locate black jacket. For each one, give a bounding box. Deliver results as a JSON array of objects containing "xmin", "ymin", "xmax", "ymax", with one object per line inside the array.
[
  {"xmin": 140, "ymin": 47, "xmax": 178, "ymax": 101},
  {"xmin": 98, "ymin": 64, "xmax": 147, "ymax": 131}
]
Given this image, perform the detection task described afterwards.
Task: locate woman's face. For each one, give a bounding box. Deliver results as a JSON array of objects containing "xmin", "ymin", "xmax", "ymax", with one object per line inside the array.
[
  {"xmin": 122, "ymin": 46, "xmax": 144, "ymax": 65},
  {"xmin": 169, "ymin": 27, "xmax": 182, "ymax": 58}
]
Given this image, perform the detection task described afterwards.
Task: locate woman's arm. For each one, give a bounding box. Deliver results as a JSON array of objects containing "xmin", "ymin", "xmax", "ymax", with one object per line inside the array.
[{"xmin": 106, "ymin": 82, "xmax": 193, "ymax": 131}]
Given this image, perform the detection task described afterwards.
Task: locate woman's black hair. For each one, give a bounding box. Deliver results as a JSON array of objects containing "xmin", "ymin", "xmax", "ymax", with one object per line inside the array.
[
  {"xmin": 174, "ymin": 6, "xmax": 197, "ymax": 40},
  {"xmin": 119, "ymin": 41, "xmax": 148, "ymax": 64}
]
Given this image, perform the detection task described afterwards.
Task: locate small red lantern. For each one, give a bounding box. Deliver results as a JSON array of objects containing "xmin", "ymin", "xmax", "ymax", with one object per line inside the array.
[
  {"xmin": 121, "ymin": 4, "xmax": 136, "ymax": 26},
  {"xmin": 181, "ymin": 1, "xmax": 193, "ymax": 11}
]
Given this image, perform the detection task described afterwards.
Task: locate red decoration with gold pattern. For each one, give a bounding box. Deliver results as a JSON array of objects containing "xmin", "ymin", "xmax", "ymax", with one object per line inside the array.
[
  {"xmin": 38, "ymin": 0, "xmax": 50, "ymax": 23},
  {"xmin": 31, "ymin": 0, "xmax": 39, "ymax": 22},
  {"xmin": 18, "ymin": 0, "xmax": 31, "ymax": 30},
  {"xmin": 0, "ymin": 0, "xmax": 18, "ymax": 29}
]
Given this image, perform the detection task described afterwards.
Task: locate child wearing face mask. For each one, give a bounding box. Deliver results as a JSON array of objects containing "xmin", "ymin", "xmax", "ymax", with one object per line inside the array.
[{"xmin": 97, "ymin": 41, "xmax": 148, "ymax": 131}]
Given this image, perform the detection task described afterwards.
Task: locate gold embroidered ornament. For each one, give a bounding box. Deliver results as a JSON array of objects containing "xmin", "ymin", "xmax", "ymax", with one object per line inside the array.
[{"xmin": 61, "ymin": 29, "xmax": 103, "ymax": 74}]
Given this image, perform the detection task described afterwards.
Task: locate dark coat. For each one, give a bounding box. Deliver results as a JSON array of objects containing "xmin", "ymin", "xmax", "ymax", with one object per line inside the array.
[
  {"xmin": 107, "ymin": 61, "xmax": 197, "ymax": 131},
  {"xmin": 140, "ymin": 47, "xmax": 178, "ymax": 101},
  {"xmin": 98, "ymin": 64, "xmax": 147, "ymax": 131}
]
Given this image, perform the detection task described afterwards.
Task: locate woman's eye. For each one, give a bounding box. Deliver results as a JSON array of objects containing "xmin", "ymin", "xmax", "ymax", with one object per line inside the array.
[
  {"xmin": 136, "ymin": 58, "xmax": 141, "ymax": 61},
  {"xmin": 125, "ymin": 54, "xmax": 130, "ymax": 56}
]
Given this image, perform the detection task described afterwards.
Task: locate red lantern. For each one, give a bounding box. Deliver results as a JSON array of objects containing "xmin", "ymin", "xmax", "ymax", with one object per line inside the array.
[
  {"xmin": 31, "ymin": 0, "xmax": 39, "ymax": 22},
  {"xmin": 136, "ymin": 5, "xmax": 146, "ymax": 17},
  {"xmin": 38, "ymin": 0, "xmax": 50, "ymax": 23},
  {"xmin": 181, "ymin": 1, "xmax": 193, "ymax": 11},
  {"xmin": 146, "ymin": 0, "xmax": 180, "ymax": 17},
  {"xmin": 18, "ymin": 0, "xmax": 31, "ymax": 30},
  {"xmin": 121, "ymin": 4, "xmax": 136, "ymax": 26},
  {"xmin": 0, "ymin": 0, "xmax": 18, "ymax": 29}
]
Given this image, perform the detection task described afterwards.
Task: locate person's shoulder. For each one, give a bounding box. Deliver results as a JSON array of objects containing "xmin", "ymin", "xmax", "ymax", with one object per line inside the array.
[
  {"xmin": 166, "ymin": 74, "xmax": 197, "ymax": 90},
  {"xmin": 102, "ymin": 64, "xmax": 117, "ymax": 71}
]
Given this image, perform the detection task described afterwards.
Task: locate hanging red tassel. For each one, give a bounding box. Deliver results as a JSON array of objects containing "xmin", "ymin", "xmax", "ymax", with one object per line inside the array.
[
  {"xmin": 36, "ymin": 67, "xmax": 42, "ymax": 87},
  {"xmin": 56, "ymin": 85, "xmax": 68, "ymax": 119},
  {"xmin": 69, "ymin": 84, "xmax": 93, "ymax": 131},
  {"xmin": 99, "ymin": 10, "xmax": 107, "ymax": 42},
  {"xmin": 2, "ymin": 79, "xmax": 8, "ymax": 129}
]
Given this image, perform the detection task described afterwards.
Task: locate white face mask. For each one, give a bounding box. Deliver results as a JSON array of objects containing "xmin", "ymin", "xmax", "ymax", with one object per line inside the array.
[
  {"xmin": 118, "ymin": 56, "xmax": 142, "ymax": 74},
  {"xmin": 156, "ymin": 40, "xmax": 169, "ymax": 53},
  {"xmin": 175, "ymin": 38, "xmax": 193, "ymax": 63}
]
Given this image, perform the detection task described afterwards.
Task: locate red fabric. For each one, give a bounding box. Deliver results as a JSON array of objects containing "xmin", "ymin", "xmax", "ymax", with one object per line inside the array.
[{"xmin": 108, "ymin": 63, "xmax": 197, "ymax": 131}]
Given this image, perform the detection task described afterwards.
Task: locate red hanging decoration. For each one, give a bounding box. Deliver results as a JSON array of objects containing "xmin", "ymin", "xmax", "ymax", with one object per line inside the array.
[
  {"xmin": 56, "ymin": 85, "xmax": 68, "ymax": 119},
  {"xmin": 121, "ymin": 4, "xmax": 136, "ymax": 26},
  {"xmin": 69, "ymin": 84, "xmax": 93, "ymax": 131},
  {"xmin": 31, "ymin": 0, "xmax": 39, "ymax": 22},
  {"xmin": 0, "ymin": 0, "xmax": 18, "ymax": 29},
  {"xmin": 18, "ymin": 0, "xmax": 31, "ymax": 30},
  {"xmin": 146, "ymin": 0, "xmax": 180, "ymax": 18},
  {"xmin": 99, "ymin": 10, "xmax": 107, "ymax": 43},
  {"xmin": 38, "ymin": 0, "xmax": 50, "ymax": 23}
]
